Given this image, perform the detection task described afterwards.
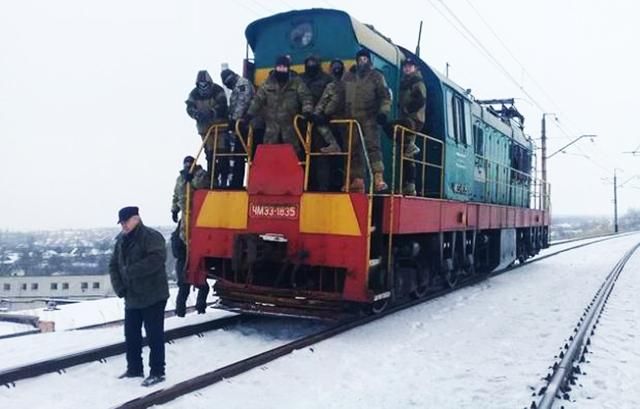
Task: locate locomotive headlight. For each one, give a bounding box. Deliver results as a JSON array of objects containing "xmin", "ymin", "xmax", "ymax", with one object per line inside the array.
[{"xmin": 290, "ymin": 22, "xmax": 313, "ymax": 48}]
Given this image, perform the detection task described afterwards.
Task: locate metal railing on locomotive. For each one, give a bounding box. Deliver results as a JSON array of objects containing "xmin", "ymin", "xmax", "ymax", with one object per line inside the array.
[
  {"xmin": 474, "ymin": 155, "xmax": 550, "ymax": 211},
  {"xmin": 387, "ymin": 125, "xmax": 446, "ymax": 288},
  {"xmin": 183, "ymin": 122, "xmax": 254, "ymax": 258},
  {"xmin": 292, "ymin": 115, "xmax": 374, "ymax": 193}
]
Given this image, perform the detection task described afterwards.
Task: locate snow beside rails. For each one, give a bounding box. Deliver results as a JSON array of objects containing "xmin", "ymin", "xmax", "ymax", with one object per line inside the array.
[
  {"xmin": 167, "ymin": 234, "xmax": 640, "ymax": 409},
  {"xmin": 562, "ymin": 243, "xmax": 640, "ymax": 408}
]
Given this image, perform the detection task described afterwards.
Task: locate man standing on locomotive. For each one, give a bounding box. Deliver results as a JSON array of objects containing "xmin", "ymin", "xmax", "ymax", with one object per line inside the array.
[
  {"xmin": 243, "ymin": 55, "xmax": 313, "ymax": 159},
  {"xmin": 171, "ymin": 156, "xmax": 210, "ymax": 317},
  {"xmin": 397, "ymin": 57, "xmax": 427, "ymax": 196},
  {"xmin": 313, "ymin": 58, "xmax": 347, "ymax": 190},
  {"xmin": 301, "ymin": 54, "xmax": 340, "ymax": 190},
  {"xmin": 220, "ymin": 68, "xmax": 255, "ymax": 188},
  {"xmin": 343, "ymin": 48, "xmax": 392, "ymax": 192},
  {"xmin": 185, "ymin": 70, "xmax": 229, "ymax": 182},
  {"xmin": 109, "ymin": 206, "xmax": 169, "ymax": 387}
]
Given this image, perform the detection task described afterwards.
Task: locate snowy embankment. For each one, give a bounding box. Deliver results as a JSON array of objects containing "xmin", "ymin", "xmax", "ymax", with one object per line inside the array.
[{"xmin": 561, "ymin": 244, "xmax": 640, "ymax": 408}]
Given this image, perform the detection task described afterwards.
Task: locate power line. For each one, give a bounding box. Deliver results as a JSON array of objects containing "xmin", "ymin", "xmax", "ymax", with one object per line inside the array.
[
  {"xmin": 462, "ymin": 0, "xmax": 564, "ymax": 113},
  {"xmin": 242, "ymin": 0, "xmax": 274, "ymax": 16},
  {"xmin": 432, "ymin": 0, "xmax": 549, "ymax": 113},
  {"xmin": 430, "ymin": 0, "xmax": 620, "ymax": 176}
]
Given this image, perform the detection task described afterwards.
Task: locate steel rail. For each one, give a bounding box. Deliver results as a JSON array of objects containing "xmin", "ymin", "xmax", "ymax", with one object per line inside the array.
[
  {"xmin": 532, "ymin": 241, "xmax": 640, "ymax": 409},
  {"xmin": 75, "ymin": 304, "xmax": 213, "ymax": 330},
  {"xmin": 0, "ymin": 315, "xmax": 250, "ymax": 387}
]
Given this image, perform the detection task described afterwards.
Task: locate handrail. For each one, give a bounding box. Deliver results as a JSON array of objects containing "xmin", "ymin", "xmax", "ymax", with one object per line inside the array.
[
  {"xmin": 391, "ymin": 124, "xmax": 445, "ymax": 198},
  {"xmin": 183, "ymin": 121, "xmax": 253, "ymax": 274},
  {"xmin": 388, "ymin": 124, "xmax": 445, "ymax": 278},
  {"xmin": 475, "ymin": 154, "xmax": 550, "ymax": 211}
]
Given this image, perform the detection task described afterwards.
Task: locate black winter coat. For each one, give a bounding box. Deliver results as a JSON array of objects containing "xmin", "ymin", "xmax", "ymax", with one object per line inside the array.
[{"xmin": 109, "ymin": 223, "xmax": 170, "ymax": 309}]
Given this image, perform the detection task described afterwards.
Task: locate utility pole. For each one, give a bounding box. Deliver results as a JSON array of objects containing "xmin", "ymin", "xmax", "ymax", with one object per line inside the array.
[
  {"xmin": 614, "ymin": 169, "xmax": 619, "ymax": 233},
  {"xmin": 541, "ymin": 115, "xmax": 547, "ymax": 210},
  {"xmin": 541, "ymin": 114, "xmax": 556, "ymax": 210}
]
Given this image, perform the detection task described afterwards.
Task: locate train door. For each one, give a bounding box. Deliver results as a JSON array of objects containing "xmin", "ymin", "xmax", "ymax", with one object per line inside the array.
[
  {"xmin": 472, "ymin": 119, "xmax": 486, "ymax": 202},
  {"xmin": 444, "ymin": 88, "xmax": 473, "ymax": 201}
]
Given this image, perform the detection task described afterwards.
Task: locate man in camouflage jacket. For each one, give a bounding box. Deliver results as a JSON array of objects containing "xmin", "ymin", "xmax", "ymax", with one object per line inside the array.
[
  {"xmin": 245, "ymin": 55, "xmax": 313, "ymax": 158},
  {"xmin": 185, "ymin": 70, "xmax": 229, "ymax": 175},
  {"xmin": 221, "ymin": 68, "xmax": 255, "ymax": 188},
  {"xmin": 397, "ymin": 57, "xmax": 427, "ymax": 195},
  {"xmin": 343, "ymin": 48, "xmax": 392, "ymax": 192},
  {"xmin": 170, "ymin": 156, "xmax": 209, "ymax": 317}
]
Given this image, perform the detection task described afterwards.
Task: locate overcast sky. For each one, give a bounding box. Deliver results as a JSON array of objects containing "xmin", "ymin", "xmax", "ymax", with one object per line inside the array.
[{"xmin": 1, "ymin": 0, "xmax": 639, "ymax": 230}]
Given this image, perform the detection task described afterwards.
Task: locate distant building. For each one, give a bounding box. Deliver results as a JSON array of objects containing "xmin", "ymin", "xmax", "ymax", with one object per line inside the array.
[{"xmin": 0, "ymin": 275, "xmax": 114, "ymax": 300}]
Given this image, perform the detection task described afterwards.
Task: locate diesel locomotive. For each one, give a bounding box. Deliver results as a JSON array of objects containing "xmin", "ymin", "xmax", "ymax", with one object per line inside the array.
[{"xmin": 184, "ymin": 9, "xmax": 550, "ymax": 319}]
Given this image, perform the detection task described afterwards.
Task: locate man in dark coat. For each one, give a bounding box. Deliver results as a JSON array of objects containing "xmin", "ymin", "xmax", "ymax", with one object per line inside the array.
[{"xmin": 109, "ymin": 206, "xmax": 170, "ymax": 387}]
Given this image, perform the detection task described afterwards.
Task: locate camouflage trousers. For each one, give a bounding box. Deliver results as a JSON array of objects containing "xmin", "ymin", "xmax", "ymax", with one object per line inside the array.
[
  {"xmin": 350, "ymin": 117, "xmax": 384, "ymax": 179},
  {"xmin": 315, "ymin": 124, "xmax": 339, "ymax": 147},
  {"xmin": 264, "ymin": 126, "xmax": 303, "ymax": 158}
]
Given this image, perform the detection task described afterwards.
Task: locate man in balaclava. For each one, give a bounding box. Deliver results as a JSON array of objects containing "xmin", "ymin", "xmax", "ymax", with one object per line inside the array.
[
  {"xmin": 311, "ymin": 58, "xmax": 348, "ymax": 190},
  {"xmin": 301, "ymin": 55, "xmax": 336, "ymax": 191},
  {"xmin": 220, "ymin": 68, "xmax": 255, "ymax": 188},
  {"xmin": 343, "ymin": 48, "xmax": 392, "ymax": 192},
  {"xmin": 169, "ymin": 156, "xmax": 210, "ymax": 317},
  {"xmin": 185, "ymin": 70, "xmax": 229, "ymax": 179},
  {"xmin": 396, "ymin": 57, "xmax": 427, "ymax": 196},
  {"xmin": 245, "ymin": 55, "xmax": 313, "ymax": 158}
]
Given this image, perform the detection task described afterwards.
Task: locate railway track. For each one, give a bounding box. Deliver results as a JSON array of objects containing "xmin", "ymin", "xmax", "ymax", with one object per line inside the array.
[
  {"xmin": 0, "ymin": 314, "xmax": 250, "ymax": 387},
  {"xmin": 0, "ymin": 233, "xmax": 633, "ymax": 406},
  {"xmin": 111, "ymin": 233, "xmax": 639, "ymax": 409},
  {"xmin": 0, "ymin": 231, "xmax": 627, "ymax": 342},
  {"xmin": 529, "ymin": 241, "xmax": 640, "ymax": 409}
]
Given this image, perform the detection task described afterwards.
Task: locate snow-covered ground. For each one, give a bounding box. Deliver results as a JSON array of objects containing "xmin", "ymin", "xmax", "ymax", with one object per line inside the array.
[
  {"xmin": 0, "ymin": 321, "xmax": 35, "ymax": 337},
  {"xmin": 2, "ymin": 285, "xmax": 216, "ymax": 333},
  {"xmin": 562, "ymin": 242, "xmax": 640, "ymax": 409},
  {"xmin": 165, "ymin": 233, "xmax": 640, "ymax": 409},
  {"xmin": 1, "ymin": 233, "xmax": 638, "ymax": 409}
]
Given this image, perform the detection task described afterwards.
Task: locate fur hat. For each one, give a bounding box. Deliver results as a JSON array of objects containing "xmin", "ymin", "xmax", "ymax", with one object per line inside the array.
[{"xmin": 117, "ymin": 206, "xmax": 139, "ymax": 224}]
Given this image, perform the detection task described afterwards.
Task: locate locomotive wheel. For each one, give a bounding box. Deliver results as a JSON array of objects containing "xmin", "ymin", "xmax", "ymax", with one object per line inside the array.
[
  {"xmin": 410, "ymin": 283, "xmax": 428, "ymax": 299},
  {"xmin": 410, "ymin": 263, "xmax": 431, "ymax": 299},
  {"xmin": 444, "ymin": 269, "xmax": 459, "ymax": 288},
  {"xmin": 371, "ymin": 298, "xmax": 389, "ymax": 314}
]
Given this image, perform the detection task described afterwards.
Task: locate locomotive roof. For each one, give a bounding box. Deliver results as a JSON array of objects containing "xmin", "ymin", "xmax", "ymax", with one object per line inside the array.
[{"xmin": 245, "ymin": 8, "xmax": 401, "ymax": 65}]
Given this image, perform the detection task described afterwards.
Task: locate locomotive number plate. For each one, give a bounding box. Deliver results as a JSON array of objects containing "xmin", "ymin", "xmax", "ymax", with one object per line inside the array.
[{"xmin": 249, "ymin": 203, "xmax": 298, "ymax": 220}]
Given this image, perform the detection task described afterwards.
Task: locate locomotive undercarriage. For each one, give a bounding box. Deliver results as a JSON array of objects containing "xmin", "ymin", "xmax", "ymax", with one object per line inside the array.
[
  {"xmin": 206, "ymin": 226, "xmax": 548, "ymax": 319},
  {"xmin": 367, "ymin": 225, "xmax": 548, "ymax": 313}
]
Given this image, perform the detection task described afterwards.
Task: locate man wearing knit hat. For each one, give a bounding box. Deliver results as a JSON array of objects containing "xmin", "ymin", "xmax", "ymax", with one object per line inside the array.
[
  {"xmin": 343, "ymin": 48, "xmax": 392, "ymax": 192},
  {"xmin": 244, "ymin": 55, "xmax": 313, "ymax": 158}
]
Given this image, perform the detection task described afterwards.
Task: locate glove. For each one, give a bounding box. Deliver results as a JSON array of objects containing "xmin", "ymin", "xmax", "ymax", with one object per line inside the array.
[
  {"xmin": 172, "ymin": 210, "xmax": 179, "ymax": 223},
  {"xmin": 311, "ymin": 113, "xmax": 327, "ymax": 126},
  {"xmin": 184, "ymin": 172, "xmax": 194, "ymax": 182},
  {"xmin": 198, "ymin": 109, "xmax": 213, "ymax": 122},
  {"xmin": 376, "ymin": 113, "xmax": 388, "ymax": 126},
  {"xmin": 303, "ymin": 112, "xmax": 313, "ymax": 123}
]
